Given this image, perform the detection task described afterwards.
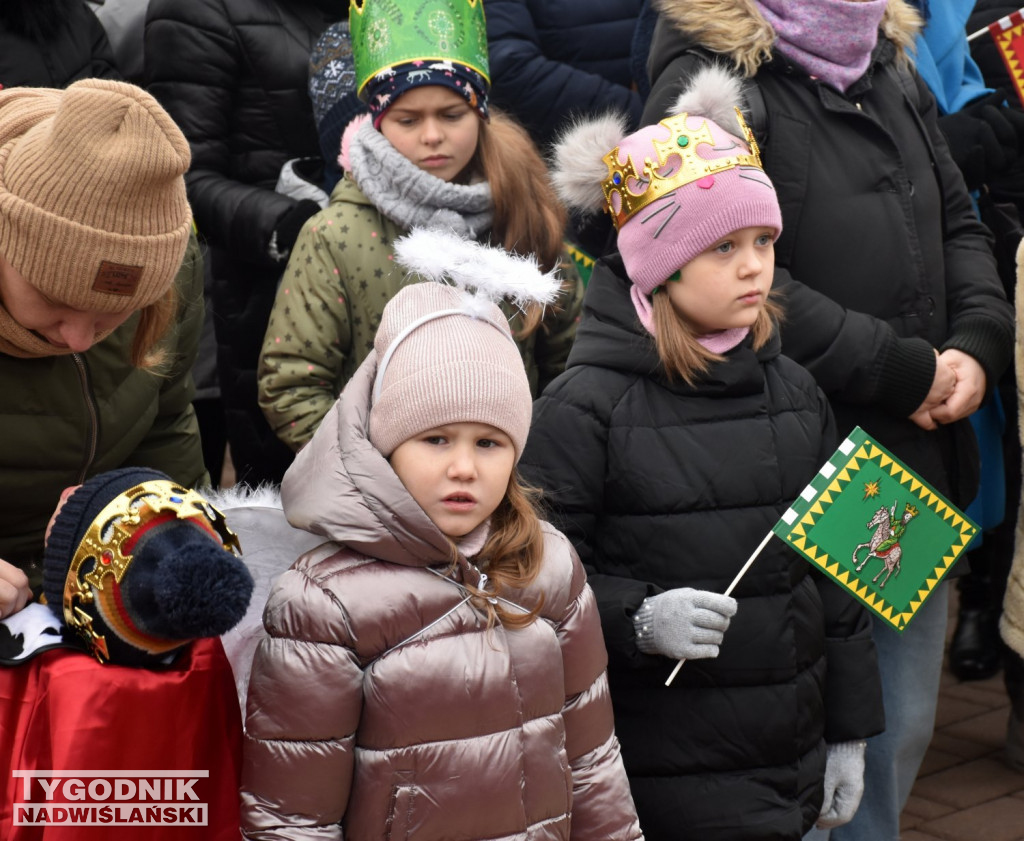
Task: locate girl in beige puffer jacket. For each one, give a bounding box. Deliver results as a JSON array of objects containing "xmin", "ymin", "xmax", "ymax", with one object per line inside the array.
[{"xmin": 240, "ymin": 232, "xmax": 642, "ymax": 841}]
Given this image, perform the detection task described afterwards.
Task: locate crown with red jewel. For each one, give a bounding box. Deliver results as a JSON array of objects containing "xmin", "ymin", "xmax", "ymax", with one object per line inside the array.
[{"xmin": 62, "ymin": 480, "xmax": 240, "ymax": 662}]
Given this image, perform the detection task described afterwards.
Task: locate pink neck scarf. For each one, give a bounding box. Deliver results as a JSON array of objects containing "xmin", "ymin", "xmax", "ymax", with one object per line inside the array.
[
  {"xmin": 696, "ymin": 327, "xmax": 749, "ymax": 353},
  {"xmin": 631, "ymin": 285, "xmax": 750, "ymax": 353},
  {"xmin": 755, "ymin": 0, "xmax": 888, "ymax": 93}
]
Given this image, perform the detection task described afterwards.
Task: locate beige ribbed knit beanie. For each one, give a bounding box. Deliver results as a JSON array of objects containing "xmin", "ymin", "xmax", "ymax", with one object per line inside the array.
[
  {"xmin": 367, "ymin": 229, "xmax": 564, "ymax": 461},
  {"xmin": 368, "ymin": 282, "xmax": 533, "ymax": 459},
  {"xmin": 0, "ymin": 79, "xmax": 191, "ymax": 313}
]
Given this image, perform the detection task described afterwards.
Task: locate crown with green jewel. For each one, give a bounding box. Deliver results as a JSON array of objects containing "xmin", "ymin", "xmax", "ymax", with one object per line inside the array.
[{"xmin": 349, "ymin": 0, "xmax": 490, "ymax": 98}]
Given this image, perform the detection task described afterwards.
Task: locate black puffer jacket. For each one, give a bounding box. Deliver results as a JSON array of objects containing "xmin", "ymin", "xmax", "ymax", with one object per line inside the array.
[
  {"xmin": 521, "ymin": 257, "xmax": 884, "ymax": 841},
  {"xmin": 145, "ymin": 0, "xmax": 338, "ymax": 485},
  {"xmin": 0, "ymin": 0, "xmax": 119, "ymax": 88},
  {"xmin": 642, "ymin": 0, "xmax": 1014, "ymax": 509},
  {"xmin": 484, "ymin": 0, "xmax": 645, "ymax": 148}
]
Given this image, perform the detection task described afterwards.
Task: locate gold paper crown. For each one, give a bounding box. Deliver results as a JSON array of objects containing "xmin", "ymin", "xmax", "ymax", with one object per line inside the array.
[
  {"xmin": 62, "ymin": 480, "xmax": 240, "ymax": 663},
  {"xmin": 602, "ymin": 107, "xmax": 763, "ymax": 230}
]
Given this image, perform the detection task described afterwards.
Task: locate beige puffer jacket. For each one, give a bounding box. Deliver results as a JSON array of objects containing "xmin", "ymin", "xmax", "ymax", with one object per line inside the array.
[
  {"xmin": 1001, "ymin": 239, "xmax": 1024, "ymax": 657},
  {"xmin": 240, "ymin": 354, "xmax": 643, "ymax": 841}
]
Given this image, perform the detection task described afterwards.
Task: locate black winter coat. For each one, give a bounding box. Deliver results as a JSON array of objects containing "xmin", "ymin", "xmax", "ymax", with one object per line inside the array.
[
  {"xmin": 643, "ymin": 2, "xmax": 1014, "ymax": 510},
  {"xmin": 521, "ymin": 257, "xmax": 884, "ymax": 841},
  {"xmin": 145, "ymin": 0, "xmax": 338, "ymax": 485},
  {"xmin": 484, "ymin": 0, "xmax": 645, "ymax": 148},
  {"xmin": 0, "ymin": 0, "xmax": 119, "ymax": 88}
]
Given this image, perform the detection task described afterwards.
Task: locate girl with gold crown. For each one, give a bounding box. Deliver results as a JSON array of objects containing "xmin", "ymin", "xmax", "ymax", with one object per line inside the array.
[
  {"xmin": 256, "ymin": 0, "xmax": 584, "ymax": 454},
  {"xmin": 521, "ymin": 65, "xmax": 885, "ymax": 841},
  {"xmin": 641, "ymin": 3, "xmax": 1014, "ymax": 841}
]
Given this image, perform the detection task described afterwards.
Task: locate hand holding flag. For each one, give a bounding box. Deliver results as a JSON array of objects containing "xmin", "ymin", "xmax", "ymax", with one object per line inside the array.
[{"xmin": 665, "ymin": 427, "xmax": 977, "ymax": 686}]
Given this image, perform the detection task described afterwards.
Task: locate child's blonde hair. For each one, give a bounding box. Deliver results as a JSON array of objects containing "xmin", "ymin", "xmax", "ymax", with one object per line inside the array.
[
  {"xmin": 131, "ymin": 286, "xmax": 178, "ymax": 369},
  {"xmin": 651, "ymin": 290, "xmax": 782, "ymax": 386}
]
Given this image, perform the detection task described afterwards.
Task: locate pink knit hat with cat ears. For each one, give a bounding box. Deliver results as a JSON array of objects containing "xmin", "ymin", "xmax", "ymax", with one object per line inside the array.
[
  {"xmin": 551, "ymin": 65, "xmax": 782, "ymax": 332},
  {"xmin": 368, "ymin": 229, "xmax": 562, "ymax": 461}
]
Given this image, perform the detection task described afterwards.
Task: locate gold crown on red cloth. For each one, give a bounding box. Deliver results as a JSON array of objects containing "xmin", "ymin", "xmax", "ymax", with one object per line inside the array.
[{"xmin": 63, "ymin": 480, "xmax": 239, "ymax": 663}]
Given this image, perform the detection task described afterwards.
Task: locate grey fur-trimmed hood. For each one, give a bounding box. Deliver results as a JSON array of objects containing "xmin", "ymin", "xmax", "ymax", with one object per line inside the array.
[{"xmin": 651, "ymin": 0, "xmax": 922, "ymax": 77}]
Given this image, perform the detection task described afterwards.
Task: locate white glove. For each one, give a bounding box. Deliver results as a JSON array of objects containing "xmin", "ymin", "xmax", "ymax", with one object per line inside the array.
[
  {"xmin": 816, "ymin": 741, "xmax": 867, "ymax": 829},
  {"xmin": 632, "ymin": 588, "xmax": 737, "ymax": 660}
]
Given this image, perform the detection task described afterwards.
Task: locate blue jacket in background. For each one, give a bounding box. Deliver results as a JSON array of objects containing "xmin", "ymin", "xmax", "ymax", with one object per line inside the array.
[{"xmin": 908, "ymin": 0, "xmax": 991, "ymax": 113}]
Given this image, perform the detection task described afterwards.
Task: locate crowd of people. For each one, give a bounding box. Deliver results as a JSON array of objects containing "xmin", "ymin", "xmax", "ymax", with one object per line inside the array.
[{"xmin": 0, "ymin": 1, "xmax": 1022, "ymax": 839}]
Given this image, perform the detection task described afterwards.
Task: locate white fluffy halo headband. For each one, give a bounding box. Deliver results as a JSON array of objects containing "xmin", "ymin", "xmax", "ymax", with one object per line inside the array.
[{"xmin": 372, "ymin": 228, "xmax": 563, "ymax": 403}]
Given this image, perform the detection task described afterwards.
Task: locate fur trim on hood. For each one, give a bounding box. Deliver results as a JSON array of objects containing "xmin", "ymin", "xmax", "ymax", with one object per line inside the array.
[
  {"xmin": 202, "ymin": 483, "xmax": 284, "ymax": 512},
  {"xmin": 652, "ymin": 0, "xmax": 922, "ymax": 77}
]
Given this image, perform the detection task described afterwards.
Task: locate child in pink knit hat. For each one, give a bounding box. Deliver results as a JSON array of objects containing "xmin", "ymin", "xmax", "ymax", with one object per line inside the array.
[
  {"xmin": 551, "ymin": 63, "xmax": 783, "ymax": 359},
  {"xmin": 240, "ymin": 229, "xmax": 643, "ymax": 841},
  {"xmin": 520, "ymin": 65, "xmax": 884, "ymax": 839}
]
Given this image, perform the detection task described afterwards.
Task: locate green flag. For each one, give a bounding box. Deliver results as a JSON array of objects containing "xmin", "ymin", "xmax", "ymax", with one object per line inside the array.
[{"xmin": 773, "ymin": 426, "xmax": 977, "ymax": 633}]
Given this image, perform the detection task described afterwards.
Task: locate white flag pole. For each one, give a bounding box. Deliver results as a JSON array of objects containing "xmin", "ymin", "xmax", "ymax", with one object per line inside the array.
[
  {"xmin": 664, "ymin": 529, "xmax": 776, "ymax": 687},
  {"xmin": 968, "ymin": 10, "xmax": 1024, "ymax": 42}
]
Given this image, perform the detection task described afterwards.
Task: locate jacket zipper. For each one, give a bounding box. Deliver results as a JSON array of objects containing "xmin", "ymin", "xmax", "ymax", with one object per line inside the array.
[{"xmin": 73, "ymin": 353, "xmax": 99, "ymax": 484}]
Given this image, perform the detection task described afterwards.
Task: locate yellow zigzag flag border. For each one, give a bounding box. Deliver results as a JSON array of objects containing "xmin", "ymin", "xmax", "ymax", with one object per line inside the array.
[
  {"xmin": 784, "ymin": 440, "xmax": 976, "ymax": 632},
  {"xmin": 995, "ymin": 24, "xmax": 1024, "ymax": 112}
]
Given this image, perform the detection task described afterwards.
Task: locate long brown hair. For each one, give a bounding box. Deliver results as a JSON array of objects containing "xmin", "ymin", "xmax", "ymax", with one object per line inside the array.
[
  {"xmin": 651, "ymin": 289, "xmax": 782, "ymax": 385},
  {"xmin": 459, "ymin": 470, "xmax": 546, "ymax": 629},
  {"xmin": 474, "ymin": 110, "xmax": 570, "ymax": 336}
]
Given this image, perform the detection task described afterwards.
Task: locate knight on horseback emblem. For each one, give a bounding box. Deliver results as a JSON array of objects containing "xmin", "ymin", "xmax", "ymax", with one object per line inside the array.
[{"xmin": 852, "ymin": 500, "xmax": 920, "ymax": 588}]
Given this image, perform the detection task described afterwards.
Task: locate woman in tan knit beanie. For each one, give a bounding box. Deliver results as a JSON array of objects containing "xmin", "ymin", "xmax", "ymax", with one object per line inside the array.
[{"xmin": 0, "ymin": 78, "xmax": 207, "ymax": 607}]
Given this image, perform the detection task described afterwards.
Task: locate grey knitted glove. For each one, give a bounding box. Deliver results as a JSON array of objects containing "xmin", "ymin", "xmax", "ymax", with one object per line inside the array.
[
  {"xmin": 816, "ymin": 740, "xmax": 867, "ymax": 830},
  {"xmin": 632, "ymin": 588, "xmax": 737, "ymax": 660}
]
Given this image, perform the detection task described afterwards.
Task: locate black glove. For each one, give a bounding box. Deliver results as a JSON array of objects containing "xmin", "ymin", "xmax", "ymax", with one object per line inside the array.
[
  {"xmin": 273, "ymin": 199, "xmax": 322, "ymax": 253},
  {"xmin": 939, "ymin": 90, "xmax": 1024, "ymax": 189}
]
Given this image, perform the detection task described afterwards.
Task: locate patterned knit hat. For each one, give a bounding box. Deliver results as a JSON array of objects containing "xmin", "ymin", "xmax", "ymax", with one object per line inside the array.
[
  {"xmin": 551, "ymin": 65, "xmax": 782, "ymax": 332},
  {"xmin": 368, "ymin": 229, "xmax": 561, "ymax": 460},
  {"xmin": 0, "ymin": 79, "xmax": 192, "ymax": 316},
  {"xmin": 309, "ymin": 20, "xmax": 367, "ymax": 188},
  {"xmin": 363, "ymin": 60, "xmax": 489, "ymax": 128},
  {"xmin": 43, "ymin": 468, "xmax": 253, "ymax": 668}
]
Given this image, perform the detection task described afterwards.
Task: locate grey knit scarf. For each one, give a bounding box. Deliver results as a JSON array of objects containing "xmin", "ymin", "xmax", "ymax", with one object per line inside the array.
[{"xmin": 348, "ymin": 119, "xmax": 493, "ymax": 238}]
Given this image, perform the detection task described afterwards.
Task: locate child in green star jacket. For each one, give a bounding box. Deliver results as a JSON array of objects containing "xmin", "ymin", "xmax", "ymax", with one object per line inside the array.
[{"xmin": 257, "ymin": 0, "xmax": 584, "ymax": 452}]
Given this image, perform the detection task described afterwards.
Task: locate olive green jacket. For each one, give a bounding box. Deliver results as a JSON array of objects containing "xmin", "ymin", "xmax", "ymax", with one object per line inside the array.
[
  {"xmin": 0, "ymin": 234, "xmax": 207, "ymax": 586},
  {"xmin": 258, "ymin": 176, "xmax": 584, "ymax": 452}
]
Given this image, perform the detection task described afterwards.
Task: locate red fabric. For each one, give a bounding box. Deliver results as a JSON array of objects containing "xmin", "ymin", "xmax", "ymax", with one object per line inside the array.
[
  {"xmin": 989, "ymin": 16, "xmax": 1024, "ymax": 108},
  {"xmin": 0, "ymin": 638, "xmax": 242, "ymax": 840}
]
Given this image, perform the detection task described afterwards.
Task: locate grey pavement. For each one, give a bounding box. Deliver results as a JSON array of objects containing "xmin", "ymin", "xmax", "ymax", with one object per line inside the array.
[{"xmin": 901, "ymin": 591, "xmax": 1024, "ymax": 840}]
